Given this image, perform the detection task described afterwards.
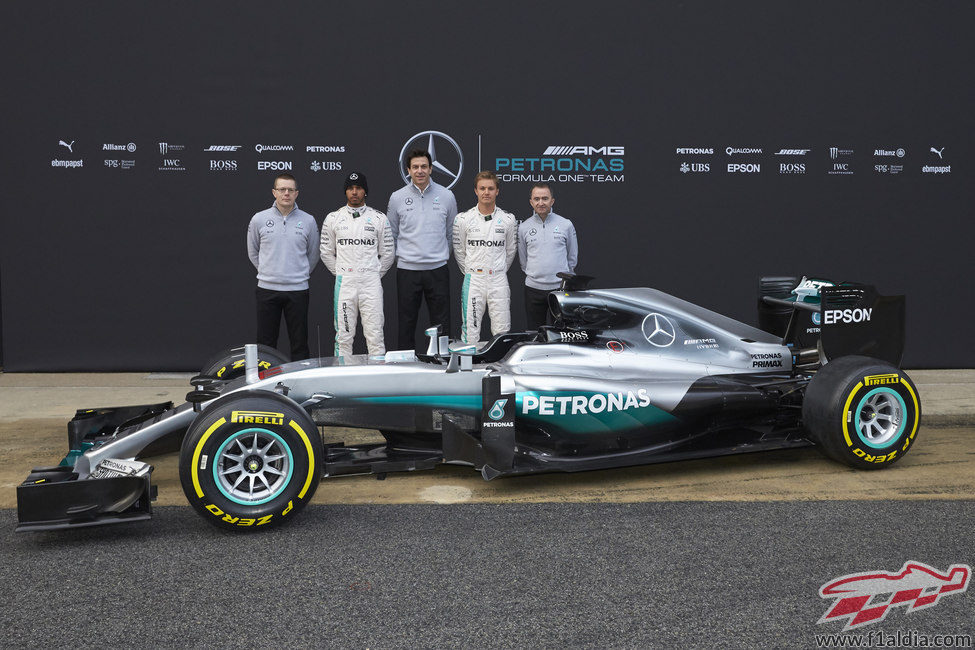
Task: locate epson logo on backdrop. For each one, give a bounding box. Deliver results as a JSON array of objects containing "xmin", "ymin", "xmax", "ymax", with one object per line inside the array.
[
  {"xmin": 728, "ymin": 163, "xmax": 760, "ymax": 173},
  {"xmin": 307, "ymin": 145, "xmax": 346, "ymax": 153},
  {"xmin": 258, "ymin": 161, "xmax": 292, "ymax": 171},
  {"xmin": 255, "ymin": 144, "xmax": 294, "ymax": 153}
]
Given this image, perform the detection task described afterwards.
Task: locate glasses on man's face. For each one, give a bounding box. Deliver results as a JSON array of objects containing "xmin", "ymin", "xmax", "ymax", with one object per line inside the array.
[{"xmin": 274, "ymin": 187, "xmax": 297, "ymax": 194}]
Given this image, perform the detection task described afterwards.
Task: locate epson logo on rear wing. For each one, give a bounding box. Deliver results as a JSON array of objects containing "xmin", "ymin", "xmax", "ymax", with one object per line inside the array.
[{"xmin": 823, "ymin": 308, "xmax": 872, "ymax": 324}]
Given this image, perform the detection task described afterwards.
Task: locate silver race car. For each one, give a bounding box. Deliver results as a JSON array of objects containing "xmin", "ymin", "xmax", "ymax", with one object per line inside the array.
[{"xmin": 17, "ymin": 275, "xmax": 920, "ymax": 532}]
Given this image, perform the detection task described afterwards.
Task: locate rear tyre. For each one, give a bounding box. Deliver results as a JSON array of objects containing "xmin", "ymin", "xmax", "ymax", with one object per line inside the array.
[
  {"xmin": 200, "ymin": 345, "xmax": 290, "ymax": 380},
  {"xmin": 179, "ymin": 390, "xmax": 323, "ymax": 531},
  {"xmin": 803, "ymin": 355, "xmax": 921, "ymax": 469}
]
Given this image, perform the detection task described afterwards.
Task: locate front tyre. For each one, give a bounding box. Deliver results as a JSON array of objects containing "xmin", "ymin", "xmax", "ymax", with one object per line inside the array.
[
  {"xmin": 803, "ymin": 355, "xmax": 921, "ymax": 469},
  {"xmin": 199, "ymin": 344, "xmax": 291, "ymax": 381},
  {"xmin": 179, "ymin": 390, "xmax": 323, "ymax": 530}
]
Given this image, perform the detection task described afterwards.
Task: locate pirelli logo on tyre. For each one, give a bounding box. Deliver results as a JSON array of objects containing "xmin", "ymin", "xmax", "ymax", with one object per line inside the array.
[
  {"xmin": 215, "ymin": 359, "xmax": 271, "ymax": 378},
  {"xmin": 864, "ymin": 373, "xmax": 899, "ymax": 386},
  {"xmin": 230, "ymin": 410, "xmax": 285, "ymax": 425}
]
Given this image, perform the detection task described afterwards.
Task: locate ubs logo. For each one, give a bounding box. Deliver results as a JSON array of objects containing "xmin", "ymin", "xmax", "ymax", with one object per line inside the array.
[{"xmin": 398, "ymin": 130, "xmax": 464, "ymax": 189}]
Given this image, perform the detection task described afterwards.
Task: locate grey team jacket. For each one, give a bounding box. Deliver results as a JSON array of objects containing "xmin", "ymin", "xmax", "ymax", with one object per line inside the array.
[
  {"xmin": 247, "ymin": 203, "xmax": 319, "ymax": 291},
  {"xmin": 517, "ymin": 212, "xmax": 579, "ymax": 290},
  {"xmin": 386, "ymin": 180, "xmax": 458, "ymax": 271}
]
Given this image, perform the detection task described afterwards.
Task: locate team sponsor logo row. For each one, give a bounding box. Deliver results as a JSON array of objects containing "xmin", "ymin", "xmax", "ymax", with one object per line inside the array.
[
  {"xmin": 676, "ymin": 146, "xmax": 951, "ymax": 175},
  {"xmin": 52, "ymin": 140, "xmax": 347, "ymax": 172}
]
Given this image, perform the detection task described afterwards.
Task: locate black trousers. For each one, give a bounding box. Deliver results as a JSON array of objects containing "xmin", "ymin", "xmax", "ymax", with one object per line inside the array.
[
  {"xmin": 524, "ymin": 285, "xmax": 553, "ymax": 331},
  {"xmin": 396, "ymin": 265, "xmax": 451, "ymax": 350},
  {"xmin": 256, "ymin": 287, "xmax": 310, "ymax": 361}
]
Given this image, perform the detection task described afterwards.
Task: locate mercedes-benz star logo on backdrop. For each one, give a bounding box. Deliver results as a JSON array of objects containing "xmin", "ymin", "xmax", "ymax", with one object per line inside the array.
[
  {"xmin": 398, "ymin": 130, "xmax": 463, "ymax": 189},
  {"xmin": 642, "ymin": 313, "xmax": 676, "ymax": 347}
]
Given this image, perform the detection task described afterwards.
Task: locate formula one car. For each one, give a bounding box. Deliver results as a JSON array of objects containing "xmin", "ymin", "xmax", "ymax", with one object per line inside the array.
[{"xmin": 17, "ymin": 275, "xmax": 920, "ymax": 532}]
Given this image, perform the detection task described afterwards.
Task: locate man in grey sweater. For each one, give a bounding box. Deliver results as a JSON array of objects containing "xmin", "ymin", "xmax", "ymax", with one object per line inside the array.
[
  {"xmin": 387, "ymin": 149, "xmax": 458, "ymax": 350},
  {"xmin": 246, "ymin": 173, "xmax": 319, "ymax": 360},
  {"xmin": 517, "ymin": 182, "xmax": 579, "ymax": 330}
]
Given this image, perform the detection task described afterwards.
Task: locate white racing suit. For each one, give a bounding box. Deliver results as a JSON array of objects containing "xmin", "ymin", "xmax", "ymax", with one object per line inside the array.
[
  {"xmin": 452, "ymin": 207, "xmax": 518, "ymax": 345},
  {"xmin": 320, "ymin": 205, "xmax": 395, "ymax": 357}
]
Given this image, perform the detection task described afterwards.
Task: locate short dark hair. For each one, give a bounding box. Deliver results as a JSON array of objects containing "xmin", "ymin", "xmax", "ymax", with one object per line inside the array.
[
  {"xmin": 405, "ymin": 149, "xmax": 432, "ymax": 170},
  {"xmin": 530, "ymin": 182, "xmax": 552, "ymax": 196},
  {"xmin": 474, "ymin": 170, "xmax": 499, "ymax": 189},
  {"xmin": 273, "ymin": 173, "xmax": 297, "ymax": 189}
]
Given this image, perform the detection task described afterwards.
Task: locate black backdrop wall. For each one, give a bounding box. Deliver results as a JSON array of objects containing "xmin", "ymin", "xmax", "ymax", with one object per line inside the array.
[{"xmin": 3, "ymin": 2, "xmax": 972, "ymax": 370}]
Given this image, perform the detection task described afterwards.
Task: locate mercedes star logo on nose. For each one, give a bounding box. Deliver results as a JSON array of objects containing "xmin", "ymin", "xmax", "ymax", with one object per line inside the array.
[
  {"xmin": 642, "ymin": 313, "xmax": 676, "ymax": 347},
  {"xmin": 398, "ymin": 130, "xmax": 464, "ymax": 189}
]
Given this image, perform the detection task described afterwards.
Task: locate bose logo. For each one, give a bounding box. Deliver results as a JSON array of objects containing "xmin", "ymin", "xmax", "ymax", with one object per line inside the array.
[{"xmin": 823, "ymin": 308, "xmax": 873, "ymax": 324}]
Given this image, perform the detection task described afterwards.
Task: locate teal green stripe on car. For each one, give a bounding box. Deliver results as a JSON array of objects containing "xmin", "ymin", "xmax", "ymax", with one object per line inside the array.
[
  {"xmin": 354, "ymin": 395, "xmax": 482, "ymax": 412},
  {"xmin": 461, "ymin": 274, "xmax": 471, "ymax": 343},
  {"xmin": 515, "ymin": 391, "xmax": 679, "ymax": 434},
  {"xmin": 333, "ymin": 276, "xmax": 342, "ymax": 356}
]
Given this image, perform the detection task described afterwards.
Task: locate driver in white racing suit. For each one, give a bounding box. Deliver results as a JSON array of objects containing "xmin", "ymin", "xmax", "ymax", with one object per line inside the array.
[
  {"xmin": 452, "ymin": 171, "xmax": 518, "ymax": 345},
  {"xmin": 320, "ymin": 172, "xmax": 395, "ymax": 358}
]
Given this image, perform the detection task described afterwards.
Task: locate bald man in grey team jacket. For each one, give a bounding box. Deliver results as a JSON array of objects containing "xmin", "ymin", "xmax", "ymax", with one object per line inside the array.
[{"xmin": 517, "ymin": 182, "xmax": 578, "ymax": 330}]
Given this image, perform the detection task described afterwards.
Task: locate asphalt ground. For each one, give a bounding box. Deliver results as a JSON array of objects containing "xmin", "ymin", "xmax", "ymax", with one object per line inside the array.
[
  {"xmin": 1, "ymin": 503, "xmax": 973, "ymax": 648},
  {"xmin": 1, "ymin": 371, "xmax": 973, "ymax": 647}
]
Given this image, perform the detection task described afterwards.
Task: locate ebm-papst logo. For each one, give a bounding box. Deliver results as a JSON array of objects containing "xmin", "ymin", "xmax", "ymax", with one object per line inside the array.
[{"xmin": 819, "ymin": 560, "xmax": 970, "ymax": 631}]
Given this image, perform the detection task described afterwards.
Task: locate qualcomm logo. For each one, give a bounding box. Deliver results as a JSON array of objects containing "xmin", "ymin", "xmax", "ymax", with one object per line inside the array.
[
  {"xmin": 641, "ymin": 313, "xmax": 676, "ymax": 347},
  {"xmin": 398, "ymin": 130, "xmax": 463, "ymax": 189}
]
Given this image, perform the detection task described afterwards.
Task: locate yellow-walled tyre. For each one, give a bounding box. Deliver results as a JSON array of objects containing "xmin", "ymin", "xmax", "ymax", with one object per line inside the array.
[
  {"xmin": 199, "ymin": 345, "xmax": 290, "ymax": 381},
  {"xmin": 803, "ymin": 355, "xmax": 921, "ymax": 470},
  {"xmin": 179, "ymin": 390, "xmax": 322, "ymax": 531}
]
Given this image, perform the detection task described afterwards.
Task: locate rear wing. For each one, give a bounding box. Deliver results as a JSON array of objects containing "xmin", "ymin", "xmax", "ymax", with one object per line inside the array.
[{"xmin": 762, "ymin": 277, "xmax": 905, "ymax": 366}]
